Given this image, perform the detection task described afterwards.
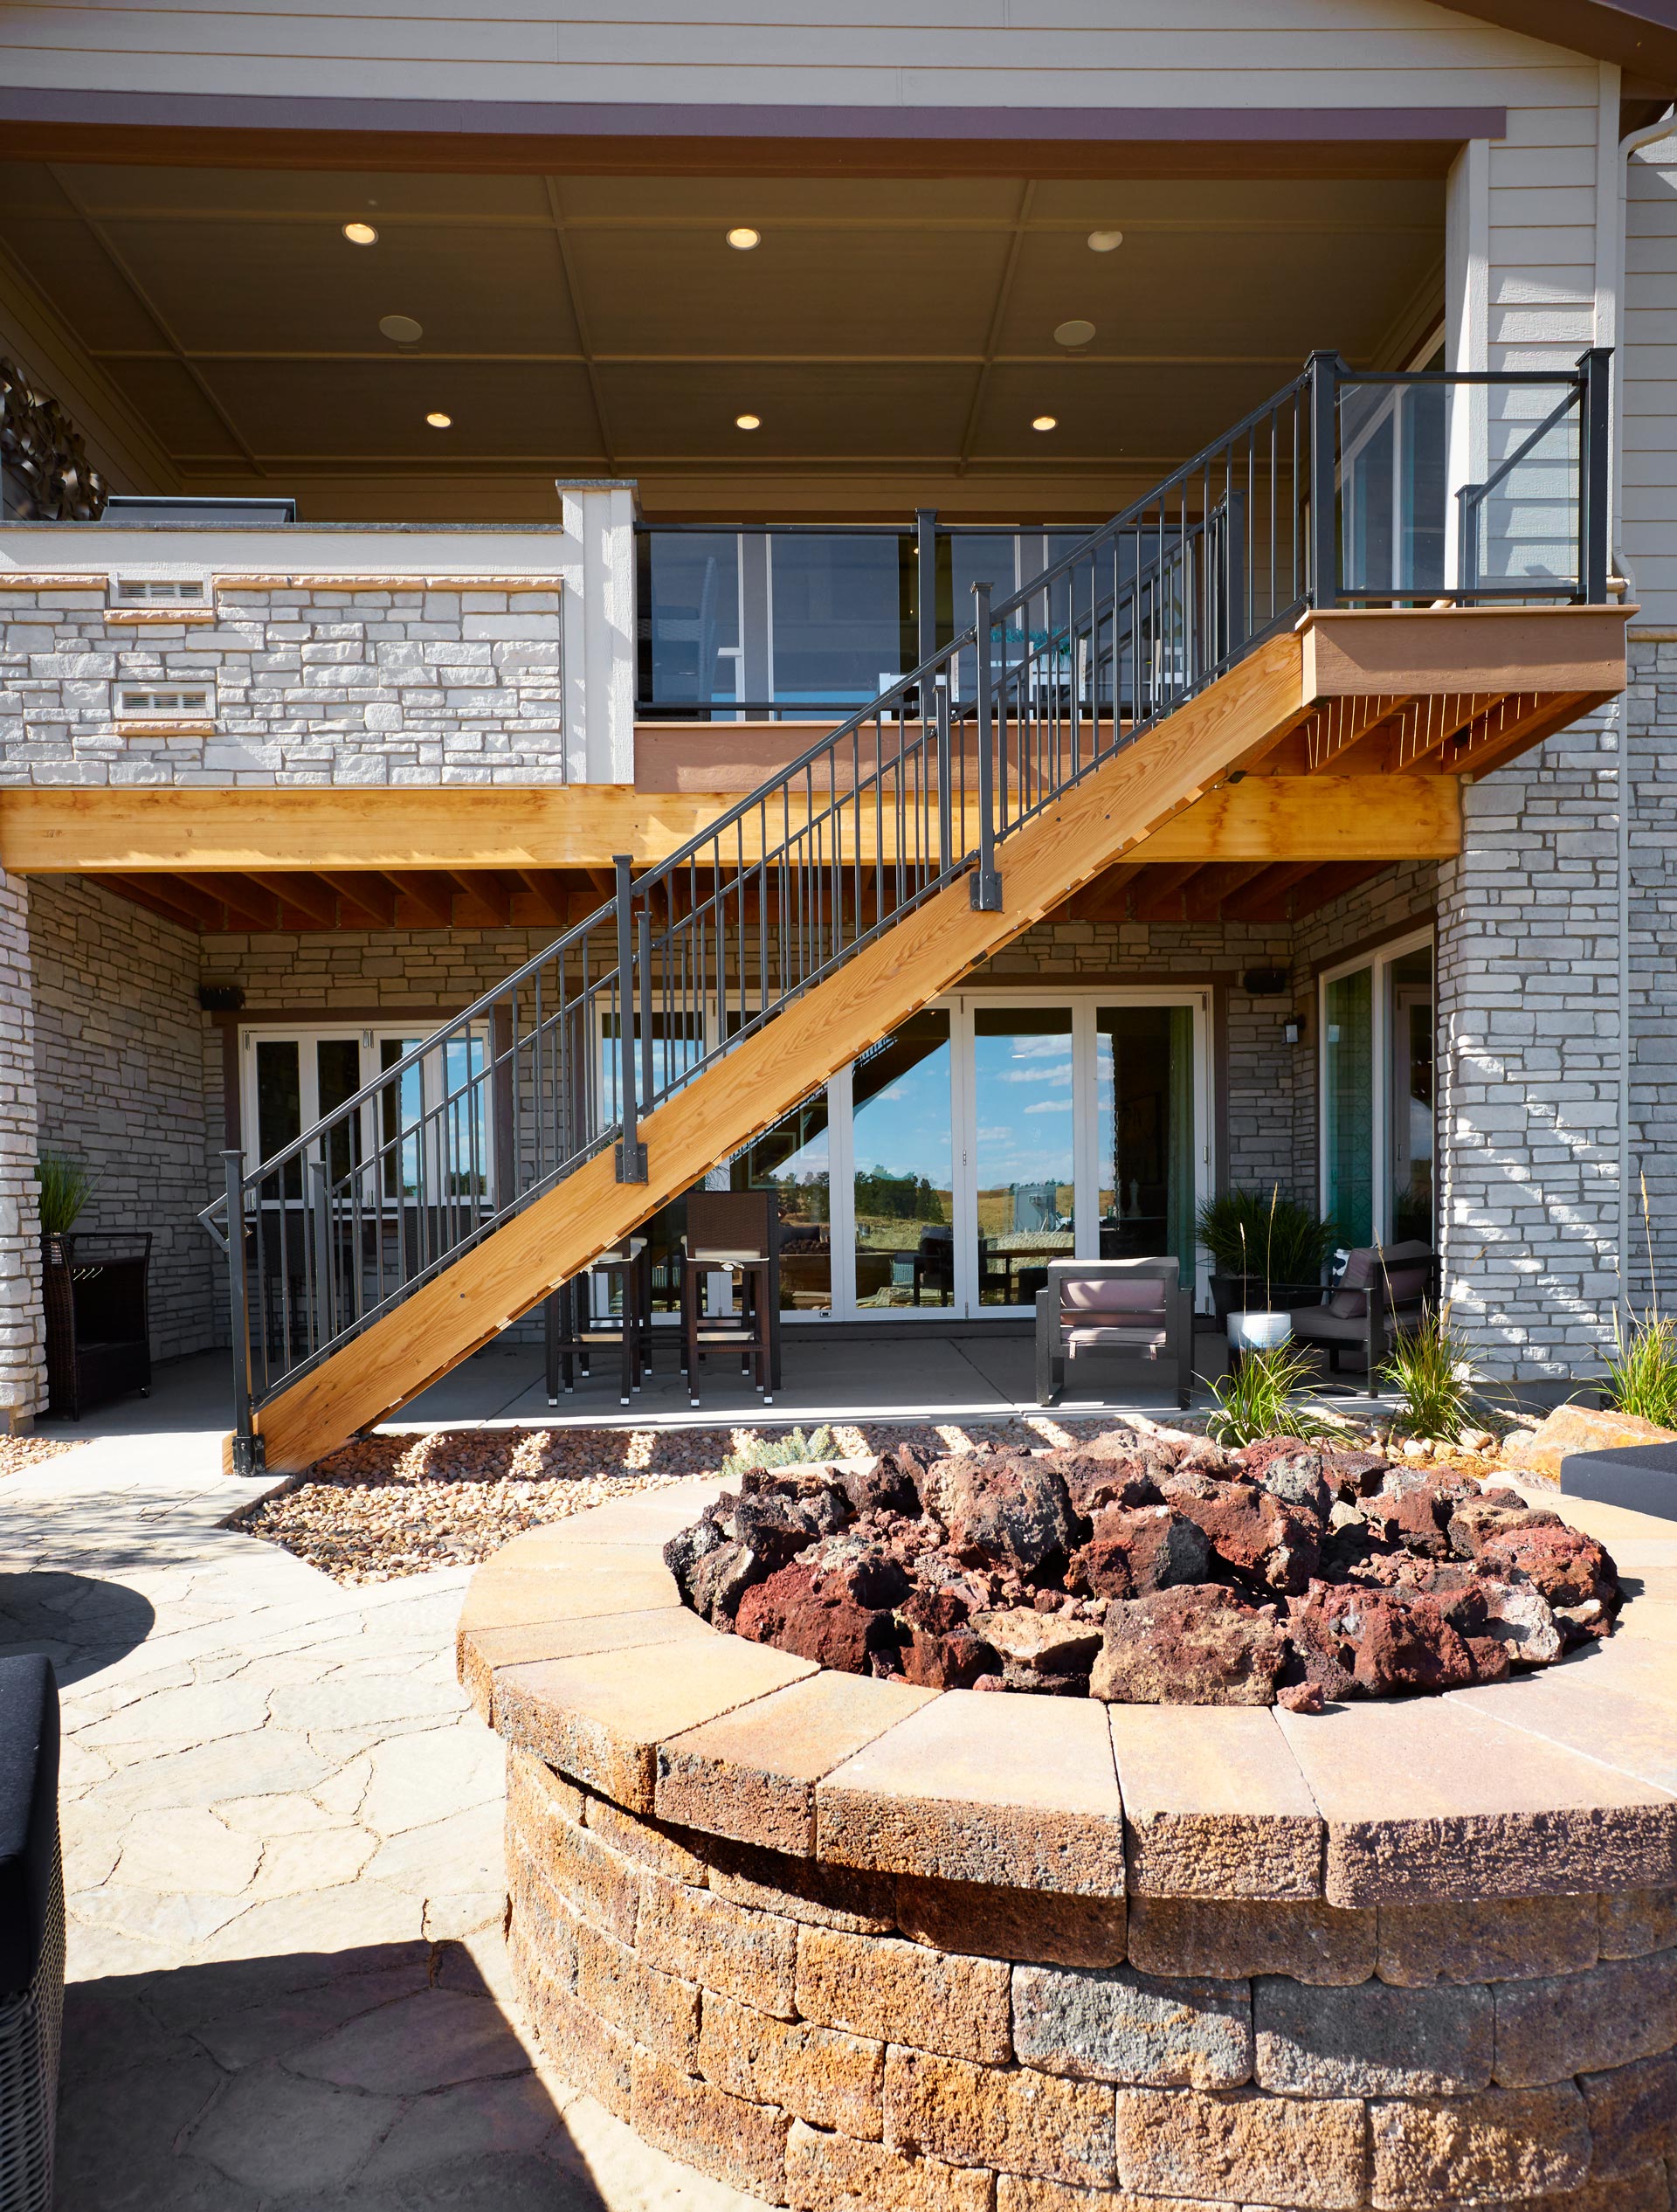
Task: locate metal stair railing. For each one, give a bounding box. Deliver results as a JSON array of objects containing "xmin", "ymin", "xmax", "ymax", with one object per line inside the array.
[{"xmin": 200, "ymin": 349, "xmax": 1611, "ymax": 1472}]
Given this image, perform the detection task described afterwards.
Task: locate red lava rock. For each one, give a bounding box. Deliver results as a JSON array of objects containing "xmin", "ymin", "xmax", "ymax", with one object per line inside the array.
[
  {"xmin": 1363, "ymin": 1483, "xmax": 1453, "ymax": 1559},
  {"xmin": 734, "ymin": 1536, "xmax": 909, "ymax": 1669},
  {"xmin": 1289, "ymin": 1581, "xmax": 1480, "ymax": 1697},
  {"xmin": 1066, "ymin": 1504, "xmax": 1211, "ymax": 1601},
  {"xmin": 1474, "ymin": 1522, "xmax": 1620, "ymax": 1637},
  {"xmin": 667, "ymin": 1421, "xmax": 1623, "ymax": 1706},
  {"xmin": 1170, "ymin": 1484, "xmax": 1322, "ymax": 1595},
  {"xmin": 925, "ymin": 1454, "xmax": 1080, "ymax": 1576},
  {"xmin": 1090, "ymin": 1584, "xmax": 1288, "ymax": 1705}
]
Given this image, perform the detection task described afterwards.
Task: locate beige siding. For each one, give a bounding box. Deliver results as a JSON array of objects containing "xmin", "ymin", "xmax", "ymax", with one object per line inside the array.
[
  {"xmin": 1623, "ymin": 132, "xmax": 1677, "ymax": 627},
  {"xmin": 0, "ymin": 0, "xmax": 1607, "ymax": 113}
]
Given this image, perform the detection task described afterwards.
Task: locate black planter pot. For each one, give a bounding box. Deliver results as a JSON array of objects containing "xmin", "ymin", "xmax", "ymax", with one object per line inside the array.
[{"xmin": 1208, "ymin": 1275, "xmax": 1326, "ymax": 1326}]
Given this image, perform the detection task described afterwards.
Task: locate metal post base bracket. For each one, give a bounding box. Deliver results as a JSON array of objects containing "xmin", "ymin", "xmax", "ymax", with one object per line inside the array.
[
  {"xmin": 970, "ymin": 869, "xmax": 1004, "ymax": 913},
  {"xmin": 231, "ymin": 1433, "xmax": 266, "ymax": 1479},
  {"xmin": 616, "ymin": 1139, "xmax": 649, "ymax": 1183}
]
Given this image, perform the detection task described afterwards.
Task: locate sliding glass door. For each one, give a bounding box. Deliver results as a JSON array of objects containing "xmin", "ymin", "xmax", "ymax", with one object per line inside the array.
[{"xmin": 1319, "ymin": 930, "xmax": 1436, "ymax": 1248}]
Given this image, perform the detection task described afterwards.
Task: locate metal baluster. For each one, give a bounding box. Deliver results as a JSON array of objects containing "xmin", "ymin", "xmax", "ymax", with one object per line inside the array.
[
  {"xmin": 222, "ymin": 1152, "xmax": 261, "ymax": 1476},
  {"xmin": 614, "ymin": 854, "xmax": 647, "ymax": 1182},
  {"xmin": 969, "ymin": 580, "xmax": 1002, "ymax": 910}
]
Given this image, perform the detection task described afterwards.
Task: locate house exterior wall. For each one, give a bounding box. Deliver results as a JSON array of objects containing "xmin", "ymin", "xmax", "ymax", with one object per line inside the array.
[
  {"xmin": 0, "ymin": 867, "xmax": 43, "ymax": 1424},
  {"xmin": 1620, "ymin": 132, "xmax": 1677, "ymax": 626},
  {"xmin": 1626, "ymin": 636, "xmax": 1677, "ymax": 1311},
  {"xmin": 28, "ymin": 875, "xmax": 218, "ymax": 1361},
  {"xmin": 0, "ymin": 1, "xmax": 1602, "ymax": 118},
  {"xmin": 0, "ymin": 496, "xmax": 636, "ymax": 785}
]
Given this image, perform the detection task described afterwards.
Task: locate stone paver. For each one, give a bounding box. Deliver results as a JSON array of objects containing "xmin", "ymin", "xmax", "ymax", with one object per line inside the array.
[{"xmin": 0, "ymin": 1427, "xmax": 775, "ymax": 2210}]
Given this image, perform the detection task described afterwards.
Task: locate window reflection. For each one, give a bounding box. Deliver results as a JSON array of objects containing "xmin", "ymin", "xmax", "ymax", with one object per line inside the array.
[
  {"xmin": 1096, "ymin": 1006, "xmax": 1195, "ymax": 1274},
  {"xmin": 852, "ymin": 1012, "xmax": 953, "ymax": 1309},
  {"xmin": 972, "ymin": 1007, "xmax": 1073, "ymax": 1308}
]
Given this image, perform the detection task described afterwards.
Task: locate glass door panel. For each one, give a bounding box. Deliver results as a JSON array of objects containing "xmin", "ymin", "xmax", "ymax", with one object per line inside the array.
[
  {"xmin": 379, "ymin": 1037, "xmax": 425, "ymax": 1200},
  {"xmin": 972, "ymin": 1006, "xmax": 1074, "ymax": 1309},
  {"xmin": 1389, "ymin": 946, "xmax": 1435, "ymax": 1243},
  {"xmin": 735, "ymin": 1091, "xmax": 832, "ymax": 1314},
  {"xmin": 1323, "ymin": 968, "xmax": 1375, "ymax": 1244},
  {"xmin": 1095, "ymin": 1006, "xmax": 1196, "ymax": 1272},
  {"xmin": 316, "ymin": 1037, "xmax": 362, "ymax": 1189},
  {"xmin": 852, "ymin": 1011, "xmax": 953, "ymax": 1310},
  {"xmin": 255, "ymin": 1040, "xmax": 302, "ymax": 1198}
]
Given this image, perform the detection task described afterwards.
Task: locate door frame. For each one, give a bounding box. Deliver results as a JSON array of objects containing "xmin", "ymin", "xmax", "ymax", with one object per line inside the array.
[{"xmin": 1316, "ymin": 923, "xmax": 1436, "ymax": 1247}]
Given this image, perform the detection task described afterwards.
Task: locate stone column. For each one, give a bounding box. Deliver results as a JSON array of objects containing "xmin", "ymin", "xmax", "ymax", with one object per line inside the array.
[
  {"xmin": 1436, "ymin": 714, "xmax": 1625, "ymax": 1384},
  {"xmin": 0, "ymin": 864, "xmax": 43, "ymax": 1425}
]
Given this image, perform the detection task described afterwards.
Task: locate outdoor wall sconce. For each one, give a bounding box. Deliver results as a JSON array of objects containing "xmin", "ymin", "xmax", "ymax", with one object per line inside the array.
[{"xmin": 1283, "ymin": 1014, "xmax": 1305, "ymax": 1046}]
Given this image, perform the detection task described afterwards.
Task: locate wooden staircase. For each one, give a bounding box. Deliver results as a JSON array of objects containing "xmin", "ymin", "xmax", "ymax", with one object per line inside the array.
[{"xmin": 204, "ymin": 356, "xmax": 1630, "ymax": 1476}]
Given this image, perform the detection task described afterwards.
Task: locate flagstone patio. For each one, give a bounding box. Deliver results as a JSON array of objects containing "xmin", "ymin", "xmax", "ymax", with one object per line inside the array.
[{"xmin": 0, "ymin": 1425, "xmax": 776, "ymax": 2210}]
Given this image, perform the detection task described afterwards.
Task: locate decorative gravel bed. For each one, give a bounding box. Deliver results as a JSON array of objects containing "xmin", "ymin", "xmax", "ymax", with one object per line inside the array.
[
  {"xmin": 0, "ymin": 1434, "xmax": 79, "ymax": 1480},
  {"xmin": 243, "ymin": 1414, "xmax": 1142, "ymax": 1583}
]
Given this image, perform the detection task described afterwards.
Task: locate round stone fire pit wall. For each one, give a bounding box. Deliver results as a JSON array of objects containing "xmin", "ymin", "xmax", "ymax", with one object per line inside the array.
[{"xmin": 458, "ymin": 1473, "xmax": 1677, "ymax": 2212}]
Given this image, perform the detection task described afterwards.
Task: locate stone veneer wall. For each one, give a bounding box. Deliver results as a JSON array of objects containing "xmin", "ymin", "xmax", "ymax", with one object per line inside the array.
[
  {"xmin": 0, "ymin": 578, "xmax": 564, "ymax": 785},
  {"xmin": 30, "ymin": 875, "xmax": 217, "ymax": 1360},
  {"xmin": 1437, "ymin": 707, "xmax": 1626, "ymax": 1381},
  {"xmin": 0, "ymin": 865, "xmax": 42, "ymax": 1423},
  {"xmin": 504, "ymin": 1745, "xmax": 1676, "ymax": 2212},
  {"xmin": 1627, "ymin": 636, "xmax": 1677, "ymax": 1309}
]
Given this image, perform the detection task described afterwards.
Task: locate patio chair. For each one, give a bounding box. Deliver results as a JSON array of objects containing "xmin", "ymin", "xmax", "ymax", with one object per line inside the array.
[
  {"xmin": 1289, "ymin": 1240, "xmax": 1435, "ymax": 1376},
  {"xmin": 1034, "ymin": 1256, "xmax": 1194, "ymax": 1409},
  {"xmin": 680, "ymin": 1189, "xmax": 781, "ymax": 1406},
  {"xmin": 0, "ymin": 1655, "xmax": 62, "ymax": 2212},
  {"xmin": 543, "ymin": 1237, "xmax": 652, "ymax": 1407}
]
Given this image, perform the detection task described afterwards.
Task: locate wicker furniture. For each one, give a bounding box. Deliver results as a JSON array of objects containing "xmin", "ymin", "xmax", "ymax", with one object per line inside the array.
[
  {"xmin": 0, "ymin": 1656, "xmax": 62, "ymax": 2212},
  {"xmin": 680, "ymin": 1190, "xmax": 780, "ymax": 1407},
  {"xmin": 1034, "ymin": 1255, "xmax": 1194, "ymax": 1408},
  {"xmin": 40, "ymin": 1231, "xmax": 151, "ymax": 1421}
]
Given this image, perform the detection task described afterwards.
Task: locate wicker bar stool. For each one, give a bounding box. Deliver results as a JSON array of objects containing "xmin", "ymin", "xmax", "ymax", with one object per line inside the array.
[{"xmin": 543, "ymin": 1237, "xmax": 652, "ymax": 1407}]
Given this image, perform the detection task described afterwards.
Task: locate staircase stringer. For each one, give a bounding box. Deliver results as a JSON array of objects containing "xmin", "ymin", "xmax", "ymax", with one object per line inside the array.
[{"xmin": 240, "ymin": 632, "xmax": 1311, "ymax": 1476}]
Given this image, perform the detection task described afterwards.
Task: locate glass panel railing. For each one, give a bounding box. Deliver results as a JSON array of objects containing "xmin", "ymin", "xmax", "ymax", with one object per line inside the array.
[{"xmin": 1336, "ymin": 370, "xmax": 1588, "ymax": 602}]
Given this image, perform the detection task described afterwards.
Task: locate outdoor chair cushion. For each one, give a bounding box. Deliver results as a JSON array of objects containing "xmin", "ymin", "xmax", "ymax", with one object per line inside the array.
[
  {"xmin": 1059, "ymin": 1277, "xmax": 1169, "ymax": 1315},
  {"xmin": 1066, "ymin": 1324, "xmax": 1168, "ymax": 1353},
  {"xmin": 1322, "ymin": 1241, "xmax": 1432, "ymax": 1320}
]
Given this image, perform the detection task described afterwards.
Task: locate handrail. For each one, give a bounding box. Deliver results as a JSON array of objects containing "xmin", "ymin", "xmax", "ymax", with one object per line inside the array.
[{"xmin": 203, "ymin": 349, "xmax": 1611, "ymax": 1473}]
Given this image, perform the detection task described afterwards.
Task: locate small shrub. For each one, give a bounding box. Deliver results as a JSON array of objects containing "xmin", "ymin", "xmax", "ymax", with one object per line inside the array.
[
  {"xmin": 36, "ymin": 1150, "xmax": 93, "ymax": 1236},
  {"xmin": 1602, "ymin": 1172, "xmax": 1677, "ymax": 1429},
  {"xmin": 1382, "ymin": 1303, "xmax": 1475, "ymax": 1442},
  {"xmin": 720, "ymin": 1425, "xmax": 838, "ymax": 1479},
  {"xmin": 1603, "ymin": 1312, "xmax": 1677, "ymax": 1429},
  {"xmin": 1204, "ymin": 1342, "xmax": 1334, "ymax": 1448},
  {"xmin": 1197, "ymin": 1185, "xmax": 1339, "ymax": 1289}
]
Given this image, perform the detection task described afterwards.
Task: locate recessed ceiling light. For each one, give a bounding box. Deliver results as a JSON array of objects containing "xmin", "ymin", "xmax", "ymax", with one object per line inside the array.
[
  {"xmin": 1032, "ymin": 414, "xmax": 1058, "ymax": 432},
  {"xmin": 735, "ymin": 413, "xmax": 762, "ymax": 431},
  {"xmin": 342, "ymin": 221, "xmax": 378, "ymax": 245},
  {"xmin": 1054, "ymin": 319, "xmax": 1096, "ymax": 349},
  {"xmin": 425, "ymin": 411, "xmax": 452, "ymax": 429},
  {"xmin": 1087, "ymin": 229, "xmax": 1124, "ymax": 252},
  {"xmin": 726, "ymin": 226, "xmax": 761, "ymax": 251},
  {"xmin": 378, "ymin": 315, "xmax": 423, "ymax": 344}
]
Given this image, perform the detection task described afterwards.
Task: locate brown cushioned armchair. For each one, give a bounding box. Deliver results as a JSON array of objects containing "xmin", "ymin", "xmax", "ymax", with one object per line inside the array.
[
  {"xmin": 1035, "ymin": 1256, "xmax": 1194, "ymax": 1409},
  {"xmin": 1289, "ymin": 1240, "xmax": 1435, "ymax": 1376}
]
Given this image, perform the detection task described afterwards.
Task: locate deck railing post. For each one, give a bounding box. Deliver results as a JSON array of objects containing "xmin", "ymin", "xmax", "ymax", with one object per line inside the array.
[
  {"xmin": 1577, "ymin": 345, "xmax": 1612, "ymax": 604},
  {"xmin": 969, "ymin": 581, "xmax": 1003, "ymax": 910},
  {"xmin": 915, "ymin": 508, "xmax": 939, "ymax": 676},
  {"xmin": 1306, "ymin": 349, "xmax": 1342, "ymax": 610},
  {"xmin": 221, "ymin": 1150, "xmax": 262, "ymax": 1477},
  {"xmin": 614, "ymin": 854, "xmax": 648, "ymax": 1182}
]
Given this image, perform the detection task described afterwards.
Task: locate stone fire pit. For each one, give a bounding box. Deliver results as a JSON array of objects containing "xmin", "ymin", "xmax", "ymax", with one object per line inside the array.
[{"xmin": 459, "ymin": 1470, "xmax": 1677, "ymax": 2211}]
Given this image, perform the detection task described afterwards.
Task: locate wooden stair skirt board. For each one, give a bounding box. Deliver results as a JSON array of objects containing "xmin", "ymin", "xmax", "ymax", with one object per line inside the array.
[{"xmin": 233, "ymin": 610, "xmax": 1632, "ymax": 1476}]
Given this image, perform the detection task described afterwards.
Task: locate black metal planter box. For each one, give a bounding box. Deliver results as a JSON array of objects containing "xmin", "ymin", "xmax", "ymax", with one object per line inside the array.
[
  {"xmin": 1561, "ymin": 1439, "xmax": 1677, "ymax": 1521},
  {"xmin": 40, "ymin": 1232, "xmax": 151, "ymax": 1421}
]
